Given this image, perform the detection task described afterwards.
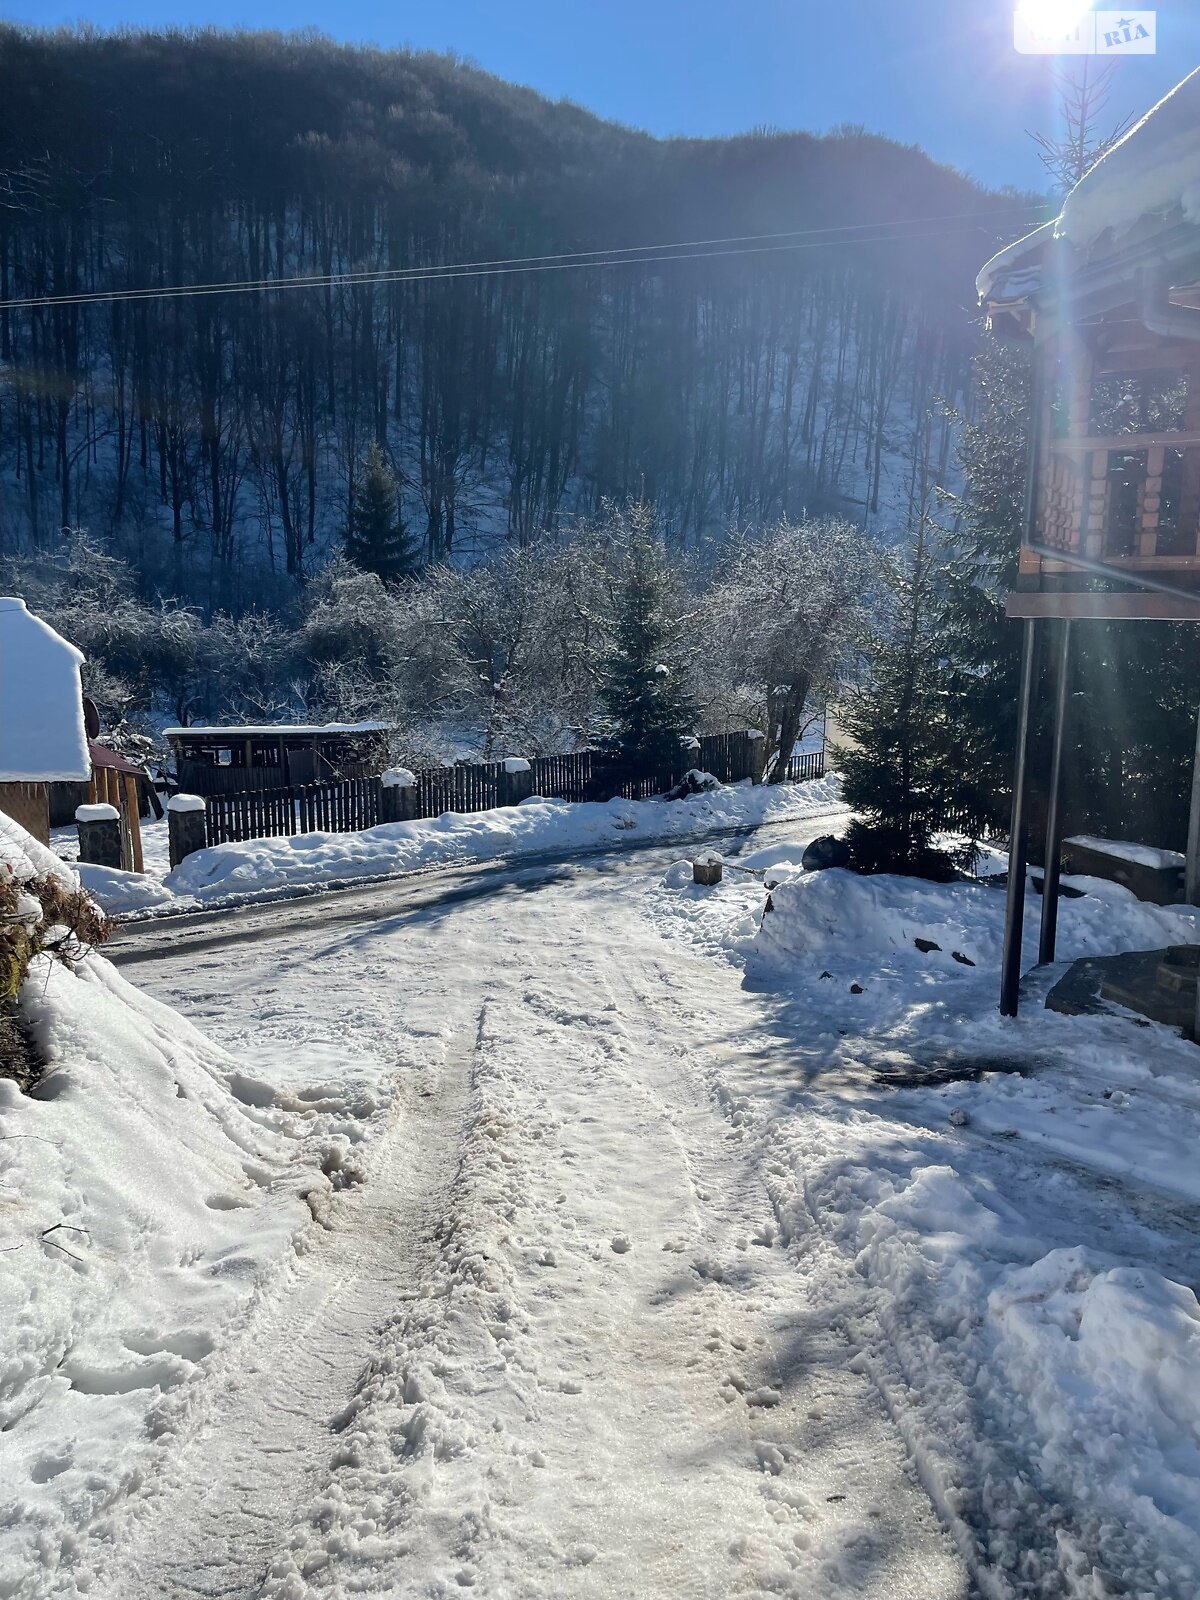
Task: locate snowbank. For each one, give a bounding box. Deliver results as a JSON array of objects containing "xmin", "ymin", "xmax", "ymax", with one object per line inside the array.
[
  {"xmin": 756, "ymin": 865, "xmax": 1198, "ymax": 977},
  {"xmin": 83, "ymin": 777, "xmax": 847, "ymax": 916},
  {"xmin": 0, "ymin": 808, "xmax": 383, "ymax": 1594},
  {"xmin": 649, "ymin": 858, "xmax": 1200, "ymax": 1591},
  {"xmin": 1, "ymin": 809, "xmax": 75, "ymax": 889},
  {"xmin": 76, "ymin": 861, "xmax": 178, "ymax": 915}
]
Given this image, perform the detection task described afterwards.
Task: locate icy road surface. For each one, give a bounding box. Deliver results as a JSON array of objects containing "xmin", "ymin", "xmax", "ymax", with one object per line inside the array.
[{"xmin": 104, "ymin": 818, "xmax": 972, "ymax": 1600}]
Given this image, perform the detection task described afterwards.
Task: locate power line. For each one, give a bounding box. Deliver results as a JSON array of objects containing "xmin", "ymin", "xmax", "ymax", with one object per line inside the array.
[{"xmin": 0, "ymin": 203, "xmax": 1052, "ymax": 312}]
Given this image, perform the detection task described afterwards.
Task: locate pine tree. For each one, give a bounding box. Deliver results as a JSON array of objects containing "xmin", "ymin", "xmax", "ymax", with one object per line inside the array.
[
  {"xmin": 601, "ymin": 529, "xmax": 696, "ymax": 769},
  {"xmin": 344, "ymin": 445, "xmax": 419, "ymax": 583},
  {"xmin": 839, "ymin": 509, "xmax": 958, "ymax": 877}
]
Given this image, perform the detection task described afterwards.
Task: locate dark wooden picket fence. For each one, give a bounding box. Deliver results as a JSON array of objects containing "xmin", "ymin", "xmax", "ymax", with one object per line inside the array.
[
  {"xmin": 197, "ymin": 731, "xmax": 827, "ymax": 849},
  {"xmin": 205, "ymin": 775, "xmax": 383, "ymax": 847},
  {"xmin": 785, "ymin": 749, "xmax": 827, "ymax": 783}
]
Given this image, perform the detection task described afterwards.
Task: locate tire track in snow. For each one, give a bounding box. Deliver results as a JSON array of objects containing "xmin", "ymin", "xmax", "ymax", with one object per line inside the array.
[{"xmin": 105, "ymin": 1014, "xmax": 481, "ymax": 1600}]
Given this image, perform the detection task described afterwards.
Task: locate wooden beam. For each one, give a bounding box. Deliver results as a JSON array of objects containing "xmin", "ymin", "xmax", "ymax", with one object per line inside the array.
[
  {"xmin": 123, "ymin": 772, "xmax": 144, "ymax": 875},
  {"xmin": 1090, "ymin": 345, "xmax": 1197, "ymax": 376},
  {"xmin": 1006, "ymin": 590, "xmax": 1200, "ymax": 620},
  {"xmin": 1034, "ymin": 553, "xmax": 1200, "ymax": 571},
  {"xmin": 1050, "ymin": 431, "xmax": 1200, "ymax": 454}
]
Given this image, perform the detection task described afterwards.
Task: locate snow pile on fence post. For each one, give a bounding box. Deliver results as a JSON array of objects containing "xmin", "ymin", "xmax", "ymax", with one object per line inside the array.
[
  {"xmin": 74, "ymin": 802, "xmax": 120, "ymax": 823},
  {"xmin": 381, "ymin": 768, "xmax": 418, "ymax": 825},
  {"xmin": 500, "ymin": 756, "xmax": 534, "ymax": 806},
  {"xmin": 75, "ymin": 802, "xmax": 123, "ymax": 870},
  {"xmin": 167, "ymin": 793, "xmax": 208, "ymax": 867}
]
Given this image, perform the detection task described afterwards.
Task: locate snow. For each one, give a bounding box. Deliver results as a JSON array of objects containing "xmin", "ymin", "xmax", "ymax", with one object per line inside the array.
[
  {"xmin": 78, "ymin": 775, "xmax": 847, "ymax": 916},
  {"xmin": 380, "ymin": 767, "xmax": 416, "ymax": 788},
  {"xmin": 1066, "ymin": 833, "xmax": 1186, "ymax": 871},
  {"xmin": 0, "ymin": 598, "xmax": 90, "ymax": 784},
  {"xmin": 502, "ymin": 755, "xmax": 531, "ymax": 774},
  {"xmin": 1060, "ymin": 66, "xmax": 1200, "ymax": 249},
  {"xmin": 975, "ymin": 217, "xmax": 1055, "ymax": 304},
  {"xmin": 166, "ymin": 792, "xmax": 206, "ymax": 814},
  {"xmin": 12, "ymin": 795, "xmax": 1200, "ymax": 1596},
  {"xmin": 648, "ymin": 853, "xmax": 1200, "ymax": 1592},
  {"xmin": 76, "ymin": 863, "xmax": 178, "ymax": 915},
  {"xmin": 74, "ymin": 802, "xmax": 120, "ymax": 823},
  {"xmin": 95, "ymin": 805, "xmax": 960, "ymax": 1600},
  {"xmin": 1, "ymin": 809, "xmax": 75, "ymax": 888},
  {"xmin": 979, "ymin": 68, "xmax": 1200, "ymax": 307},
  {"xmin": 0, "ymin": 807, "xmax": 395, "ymax": 1599}
]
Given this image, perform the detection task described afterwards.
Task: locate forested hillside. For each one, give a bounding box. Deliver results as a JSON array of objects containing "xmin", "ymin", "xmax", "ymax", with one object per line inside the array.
[{"xmin": 0, "ymin": 28, "xmax": 1035, "ymax": 610}]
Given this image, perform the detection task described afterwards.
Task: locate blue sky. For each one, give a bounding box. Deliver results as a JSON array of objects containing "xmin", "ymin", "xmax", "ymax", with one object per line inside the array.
[{"xmin": 3, "ymin": 0, "xmax": 1197, "ymax": 191}]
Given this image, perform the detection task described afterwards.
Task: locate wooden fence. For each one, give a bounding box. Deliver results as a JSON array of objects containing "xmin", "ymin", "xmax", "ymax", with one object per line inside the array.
[
  {"xmin": 785, "ymin": 750, "xmax": 827, "ymax": 784},
  {"xmin": 205, "ymin": 775, "xmax": 383, "ymax": 847},
  {"xmin": 197, "ymin": 732, "xmax": 826, "ymax": 850}
]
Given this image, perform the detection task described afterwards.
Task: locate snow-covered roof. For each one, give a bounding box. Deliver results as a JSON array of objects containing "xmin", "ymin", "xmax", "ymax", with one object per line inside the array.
[
  {"xmin": 0, "ymin": 597, "xmax": 91, "ymax": 783},
  {"xmin": 1059, "ymin": 67, "xmax": 1200, "ymax": 251},
  {"xmin": 975, "ymin": 219, "xmax": 1056, "ymax": 306},
  {"xmin": 978, "ymin": 68, "xmax": 1200, "ymax": 311},
  {"xmin": 165, "ymin": 721, "xmax": 392, "ymax": 739}
]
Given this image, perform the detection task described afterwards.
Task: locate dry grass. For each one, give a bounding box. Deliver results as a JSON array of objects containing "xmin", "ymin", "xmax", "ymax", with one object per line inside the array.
[{"xmin": 1, "ymin": 869, "xmax": 110, "ymax": 1088}]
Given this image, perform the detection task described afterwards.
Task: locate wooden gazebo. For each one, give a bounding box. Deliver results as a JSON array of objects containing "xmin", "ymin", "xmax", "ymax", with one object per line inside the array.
[{"xmin": 978, "ymin": 67, "xmax": 1200, "ymax": 1013}]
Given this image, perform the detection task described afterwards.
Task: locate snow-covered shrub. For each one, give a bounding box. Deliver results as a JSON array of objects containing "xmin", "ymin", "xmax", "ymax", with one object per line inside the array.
[{"xmin": 699, "ymin": 517, "xmax": 876, "ymax": 781}]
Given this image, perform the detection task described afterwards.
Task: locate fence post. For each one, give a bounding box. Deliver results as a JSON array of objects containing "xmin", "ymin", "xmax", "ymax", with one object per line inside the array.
[
  {"xmin": 76, "ymin": 803, "xmax": 124, "ymax": 869},
  {"xmin": 381, "ymin": 767, "xmax": 418, "ymax": 824},
  {"xmin": 746, "ymin": 729, "xmax": 767, "ymax": 785},
  {"xmin": 167, "ymin": 793, "xmax": 208, "ymax": 868},
  {"xmin": 500, "ymin": 757, "xmax": 533, "ymax": 807}
]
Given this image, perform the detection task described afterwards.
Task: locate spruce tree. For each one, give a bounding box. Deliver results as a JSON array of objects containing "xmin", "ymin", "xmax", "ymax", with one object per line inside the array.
[
  {"xmin": 934, "ymin": 338, "xmax": 1030, "ymax": 838},
  {"xmin": 601, "ymin": 531, "xmax": 695, "ymax": 769},
  {"xmin": 344, "ymin": 444, "xmax": 419, "ymax": 582},
  {"xmin": 839, "ymin": 511, "xmax": 958, "ymax": 877}
]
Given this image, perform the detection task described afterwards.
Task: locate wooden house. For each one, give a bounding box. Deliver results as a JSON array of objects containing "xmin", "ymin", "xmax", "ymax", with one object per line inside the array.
[
  {"xmin": 166, "ymin": 722, "xmax": 392, "ymax": 797},
  {"xmin": 0, "ymin": 597, "xmax": 91, "ymax": 843},
  {"xmin": 977, "ymin": 67, "xmax": 1200, "ymax": 1012}
]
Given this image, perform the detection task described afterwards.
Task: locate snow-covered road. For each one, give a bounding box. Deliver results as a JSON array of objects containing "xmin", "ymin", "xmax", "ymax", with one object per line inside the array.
[{"xmin": 107, "ymin": 817, "xmax": 972, "ymax": 1599}]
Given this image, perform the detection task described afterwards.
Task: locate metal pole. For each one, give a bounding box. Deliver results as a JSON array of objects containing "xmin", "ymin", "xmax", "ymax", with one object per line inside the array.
[
  {"xmin": 1000, "ymin": 617, "xmax": 1039, "ymax": 1016},
  {"xmin": 1038, "ymin": 620, "xmax": 1072, "ymax": 965},
  {"xmin": 1186, "ymin": 698, "xmax": 1200, "ymax": 906}
]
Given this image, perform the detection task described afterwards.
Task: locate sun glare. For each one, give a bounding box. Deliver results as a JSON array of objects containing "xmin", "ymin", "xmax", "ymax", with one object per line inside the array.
[{"xmin": 1014, "ymin": 0, "xmax": 1094, "ymax": 31}]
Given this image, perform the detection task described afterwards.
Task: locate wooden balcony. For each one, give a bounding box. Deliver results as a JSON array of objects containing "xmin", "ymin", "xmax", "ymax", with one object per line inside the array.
[{"xmin": 1009, "ymin": 346, "xmax": 1200, "ymax": 618}]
